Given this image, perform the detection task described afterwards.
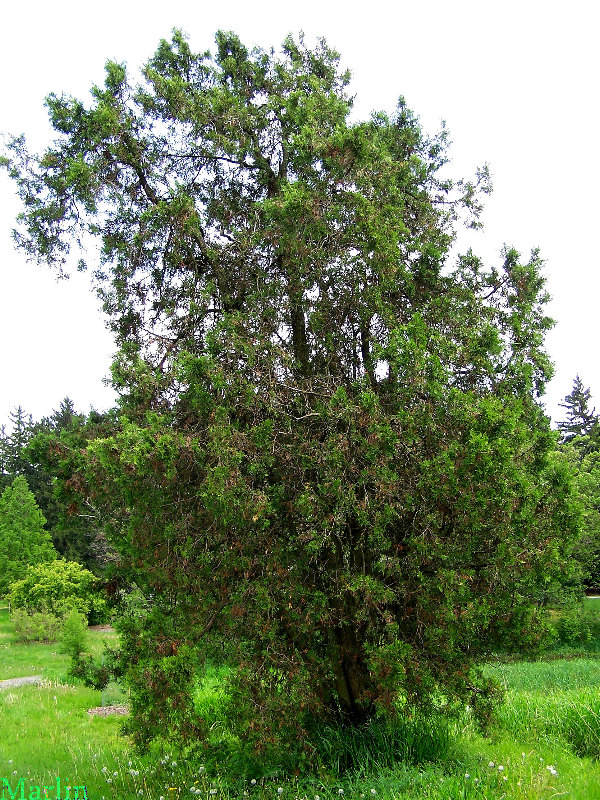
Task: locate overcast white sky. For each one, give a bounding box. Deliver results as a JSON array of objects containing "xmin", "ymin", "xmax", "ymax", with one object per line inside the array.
[{"xmin": 1, "ymin": 0, "xmax": 598, "ymax": 428}]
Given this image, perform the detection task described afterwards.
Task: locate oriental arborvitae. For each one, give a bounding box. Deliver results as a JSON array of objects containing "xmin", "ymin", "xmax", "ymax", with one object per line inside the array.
[{"xmin": 2, "ymin": 29, "xmax": 581, "ymax": 764}]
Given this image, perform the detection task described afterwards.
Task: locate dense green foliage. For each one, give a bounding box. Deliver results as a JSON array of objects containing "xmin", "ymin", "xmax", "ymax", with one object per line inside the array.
[
  {"xmin": 25, "ymin": 404, "xmax": 119, "ymax": 571},
  {"xmin": 59, "ymin": 607, "xmax": 89, "ymax": 658},
  {"xmin": 2, "ymin": 29, "xmax": 581, "ymax": 761},
  {"xmin": 8, "ymin": 558, "xmax": 105, "ymax": 620},
  {"xmin": 0, "ymin": 475, "xmax": 56, "ymax": 594},
  {"xmin": 1, "ymin": 400, "xmax": 118, "ymax": 571},
  {"xmin": 554, "ymin": 378, "xmax": 600, "ymax": 588}
]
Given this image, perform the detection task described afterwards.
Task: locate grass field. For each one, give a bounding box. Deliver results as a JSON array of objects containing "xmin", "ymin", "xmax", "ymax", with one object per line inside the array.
[{"xmin": 3, "ymin": 605, "xmax": 600, "ymax": 799}]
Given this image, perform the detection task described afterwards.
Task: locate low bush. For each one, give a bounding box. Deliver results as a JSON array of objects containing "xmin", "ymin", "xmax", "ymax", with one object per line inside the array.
[
  {"xmin": 552, "ymin": 601, "xmax": 600, "ymax": 646},
  {"xmin": 68, "ymin": 653, "xmax": 111, "ymax": 690},
  {"xmin": 11, "ymin": 608, "xmax": 62, "ymax": 643}
]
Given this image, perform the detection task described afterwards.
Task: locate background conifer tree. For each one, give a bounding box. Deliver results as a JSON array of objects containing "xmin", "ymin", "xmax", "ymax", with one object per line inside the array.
[
  {"xmin": 558, "ymin": 375, "xmax": 599, "ymax": 446},
  {"xmin": 0, "ymin": 475, "xmax": 57, "ymax": 595}
]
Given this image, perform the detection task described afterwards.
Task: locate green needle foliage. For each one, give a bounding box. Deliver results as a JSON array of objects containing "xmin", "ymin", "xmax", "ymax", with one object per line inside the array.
[{"xmin": 1, "ymin": 30, "xmax": 581, "ymax": 764}]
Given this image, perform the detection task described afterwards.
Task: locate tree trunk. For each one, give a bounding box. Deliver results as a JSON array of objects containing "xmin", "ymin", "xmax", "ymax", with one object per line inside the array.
[{"xmin": 330, "ymin": 625, "xmax": 374, "ymax": 725}]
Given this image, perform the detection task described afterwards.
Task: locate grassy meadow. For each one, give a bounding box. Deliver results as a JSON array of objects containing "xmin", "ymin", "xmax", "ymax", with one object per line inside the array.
[{"xmin": 3, "ymin": 604, "xmax": 600, "ymax": 799}]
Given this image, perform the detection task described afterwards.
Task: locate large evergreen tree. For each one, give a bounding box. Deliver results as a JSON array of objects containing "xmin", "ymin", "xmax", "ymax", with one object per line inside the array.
[
  {"xmin": 2, "ymin": 31, "xmax": 580, "ymax": 758},
  {"xmin": 0, "ymin": 405, "xmax": 58, "ymax": 522}
]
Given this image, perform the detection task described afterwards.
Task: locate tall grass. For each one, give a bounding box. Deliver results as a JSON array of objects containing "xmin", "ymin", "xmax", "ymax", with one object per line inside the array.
[
  {"xmin": 485, "ymin": 657, "xmax": 600, "ymax": 760},
  {"xmin": 498, "ymin": 687, "xmax": 600, "ymax": 758}
]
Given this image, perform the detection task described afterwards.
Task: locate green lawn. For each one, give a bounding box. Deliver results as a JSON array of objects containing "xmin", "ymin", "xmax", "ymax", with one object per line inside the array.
[{"xmin": 3, "ymin": 606, "xmax": 600, "ymax": 799}]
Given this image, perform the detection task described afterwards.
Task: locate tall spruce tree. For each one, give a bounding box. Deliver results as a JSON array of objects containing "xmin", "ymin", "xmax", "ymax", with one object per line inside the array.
[
  {"xmin": 558, "ymin": 375, "xmax": 599, "ymax": 446},
  {"xmin": 0, "ymin": 401, "xmax": 113, "ymax": 569},
  {"xmin": 2, "ymin": 406, "xmax": 33, "ymax": 481},
  {"xmin": 1, "ymin": 31, "xmax": 581, "ymax": 759}
]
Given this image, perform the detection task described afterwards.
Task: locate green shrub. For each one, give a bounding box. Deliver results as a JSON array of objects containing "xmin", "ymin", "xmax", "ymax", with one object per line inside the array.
[
  {"xmin": 8, "ymin": 559, "xmax": 107, "ymax": 621},
  {"xmin": 551, "ymin": 601, "xmax": 600, "ymax": 646},
  {"xmin": 11, "ymin": 608, "xmax": 62, "ymax": 643},
  {"xmin": 59, "ymin": 608, "xmax": 88, "ymax": 659},
  {"xmin": 68, "ymin": 653, "xmax": 111, "ymax": 690}
]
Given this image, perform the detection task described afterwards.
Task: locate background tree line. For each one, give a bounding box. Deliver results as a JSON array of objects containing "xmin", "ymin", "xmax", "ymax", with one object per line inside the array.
[{"xmin": 0, "ymin": 399, "xmax": 116, "ymax": 573}]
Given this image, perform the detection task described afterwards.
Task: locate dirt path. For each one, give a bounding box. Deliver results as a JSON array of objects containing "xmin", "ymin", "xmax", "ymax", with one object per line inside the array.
[{"xmin": 0, "ymin": 675, "xmax": 43, "ymax": 689}]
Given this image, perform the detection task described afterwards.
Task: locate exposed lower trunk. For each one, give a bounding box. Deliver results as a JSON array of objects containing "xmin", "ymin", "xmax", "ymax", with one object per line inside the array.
[{"xmin": 330, "ymin": 625, "xmax": 375, "ymax": 725}]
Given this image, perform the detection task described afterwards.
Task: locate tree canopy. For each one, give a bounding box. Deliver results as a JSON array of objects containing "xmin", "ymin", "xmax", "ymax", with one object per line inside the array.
[{"xmin": 1, "ymin": 30, "xmax": 581, "ymax": 761}]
